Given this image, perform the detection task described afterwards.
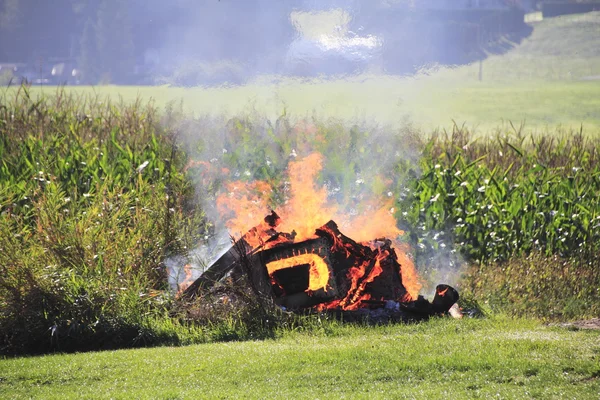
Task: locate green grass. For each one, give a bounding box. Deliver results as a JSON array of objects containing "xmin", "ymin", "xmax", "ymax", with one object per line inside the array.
[
  {"xmin": 1, "ymin": 318, "xmax": 598, "ymax": 399},
  {"xmin": 0, "ymin": 88, "xmax": 208, "ymax": 355},
  {"xmin": 18, "ymin": 79, "xmax": 600, "ymax": 132}
]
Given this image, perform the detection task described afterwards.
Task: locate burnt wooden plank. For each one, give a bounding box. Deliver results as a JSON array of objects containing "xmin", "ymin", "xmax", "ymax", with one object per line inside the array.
[{"xmin": 181, "ymin": 211, "xmax": 282, "ymax": 299}]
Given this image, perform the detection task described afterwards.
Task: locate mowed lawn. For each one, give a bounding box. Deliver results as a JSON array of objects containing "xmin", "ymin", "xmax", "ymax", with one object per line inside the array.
[{"xmin": 1, "ymin": 318, "xmax": 599, "ymax": 399}]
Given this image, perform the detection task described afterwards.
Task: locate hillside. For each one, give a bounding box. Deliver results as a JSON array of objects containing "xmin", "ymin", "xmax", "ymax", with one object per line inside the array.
[{"xmin": 437, "ymin": 11, "xmax": 600, "ymax": 81}]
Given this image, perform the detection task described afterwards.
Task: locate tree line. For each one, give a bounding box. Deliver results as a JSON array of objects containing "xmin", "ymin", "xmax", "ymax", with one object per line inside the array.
[
  {"xmin": 1, "ymin": 0, "xmax": 538, "ymax": 84},
  {"xmin": 0, "ymin": 0, "xmax": 302, "ymax": 83}
]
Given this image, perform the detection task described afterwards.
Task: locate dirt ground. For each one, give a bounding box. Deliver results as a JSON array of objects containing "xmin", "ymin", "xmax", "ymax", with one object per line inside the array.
[{"xmin": 554, "ymin": 318, "xmax": 600, "ymax": 330}]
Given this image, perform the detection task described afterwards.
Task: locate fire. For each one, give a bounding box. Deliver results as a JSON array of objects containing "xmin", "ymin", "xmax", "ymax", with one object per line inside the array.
[
  {"xmin": 278, "ymin": 153, "xmax": 337, "ymax": 241},
  {"xmin": 238, "ymin": 211, "xmax": 282, "ymax": 249},
  {"xmin": 215, "ymin": 151, "xmax": 422, "ymax": 307},
  {"xmin": 339, "ymin": 250, "xmax": 386, "ymax": 310},
  {"xmin": 318, "ymin": 223, "xmax": 352, "ymax": 258},
  {"xmin": 177, "ymin": 264, "xmax": 195, "ymax": 294},
  {"xmin": 266, "ymin": 252, "xmax": 330, "ymax": 293},
  {"xmin": 216, "ymin": 180, "xmax": 272, "ymax": 238},
  {"xmin": 437, "ymin": 286, "xmax": 449, "ymax": 297},
  {"xmin": 392, "ymin": 242, "xmax": 418, "ymax": 301}
]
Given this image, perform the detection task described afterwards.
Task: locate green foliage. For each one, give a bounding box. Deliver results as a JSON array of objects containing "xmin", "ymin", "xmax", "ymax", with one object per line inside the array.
[
  {"xmin": 75, "ymin": 1, "xmax": 135, "ymax": 84},
  {"xmin": 94, "ymin": 0, "xmax": 135, "ymax": 83},
  {"xmin": 392, "ymin": 125, "xmax": 600, "ymax": 318},
  {"xmin": 463, "ymin": 253, "xmax": 600, "ymax": 320},
  {"xmin": 397, "ymin": 125, "xmax": 600, "ymax": 264},
  {"xmin": 0, "ymin": 87, "xmax": 204, "ymax": 354},
  {"xmin": 78, "ymin": 18, "xmax": 100, "ymax": 84}
]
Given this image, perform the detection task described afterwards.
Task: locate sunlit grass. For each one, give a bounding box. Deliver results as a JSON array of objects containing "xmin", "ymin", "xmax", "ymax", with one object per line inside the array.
[
  {"xmin": 0, "ymin": 317, "xmax": 598, "ymax": 399},
  {"xmin": 436, "ymin": 12, "xmax": 600, "ymax": 82},
  {"xmin": 16, "ymin": 78, "xmax": 600, "ymax": 133}
]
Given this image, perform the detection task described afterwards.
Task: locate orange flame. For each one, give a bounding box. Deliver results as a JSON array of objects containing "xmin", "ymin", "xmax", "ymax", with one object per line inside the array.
[
  {"xmin": 393, "ymin": 242, "xmax": 419, "ymax": 301},
  {"xmin": 216, "ymin": 181, "xmax": 272, "ymax": 238},
  {"xmin": 278, "ymin": 153, "xmax": 336, "ymax": 241},
  {"xmin": 266, "ymin": 252, "xmax": 330, "ymax": 293},
  {"xmin": 177, "ymin": 264, "xmax": 195, "ymax": 294},
  {"xmin": 215, "ymin": 152, "xmax": 422, "ymax": 303},
  {"xmin": 339, "ymin": 250, "xmax": 386, "ymax": 310},
  {"xmin": 437, "ymin": 287, "xmax": 449, "ymax": 297}
]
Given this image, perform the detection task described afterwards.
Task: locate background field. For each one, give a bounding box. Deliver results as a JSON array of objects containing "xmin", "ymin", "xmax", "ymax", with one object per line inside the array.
[
  {"xmin": 20, "ymin": 79, "xmax": 600, "ymax": 133},
  {"xmin": 15, "ymin": 12, "xmax": 600, "ymax": 132}
]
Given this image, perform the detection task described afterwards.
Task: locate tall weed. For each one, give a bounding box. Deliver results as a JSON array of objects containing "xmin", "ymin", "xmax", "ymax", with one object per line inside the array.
[{"xmin": 0, "ymin": 87, "xmax": 204, "ymax": 354}]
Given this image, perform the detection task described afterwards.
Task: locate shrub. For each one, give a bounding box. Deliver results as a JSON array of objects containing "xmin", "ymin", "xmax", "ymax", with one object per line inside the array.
[
  {"xmin": 462, "ymin": 252, "xmax": 600, "ymax": 320},
  {"xmin": 396, "ymin": 124, "xmax": 600, "ymax": 264}
]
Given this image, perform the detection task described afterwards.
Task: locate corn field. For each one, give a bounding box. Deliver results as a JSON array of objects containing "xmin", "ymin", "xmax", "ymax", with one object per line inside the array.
[{"xmin": 1, "ymin": 88, "xmax": 598, "ymax": 355}]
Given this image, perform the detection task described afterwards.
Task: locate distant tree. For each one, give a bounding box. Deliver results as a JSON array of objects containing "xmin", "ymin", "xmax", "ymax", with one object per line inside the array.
[
  {"xmin": 95, "ymin": 0, "xmax": 134, "ymax": 83},
  {"xmin": 76, "ymin": 0, "xmax": 134, "ymax": 84},
  {"xmin": 1, "ymin": 0, "xmax": 77, "ymax": 62},
  {"xmin": 0, "ymin": 0, "xmax": 21, "ymax": 60},
  {"xmin": 2, "ymin": 0, "xmax": 309, "ymax": 80},
  {"xmin": 163, "ymin": 0, "xmax": 300, "ymax": 68},
  {"xmin": 78, "ymin": 17, "xmax": 99, "ymax": 83},
  {"xmin": 0, "ymin": 0, "xmax": 20, "ymax": 29}
]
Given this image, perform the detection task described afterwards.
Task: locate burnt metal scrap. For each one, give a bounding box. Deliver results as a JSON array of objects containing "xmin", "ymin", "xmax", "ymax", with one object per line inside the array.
[{"xmin": 182, "ymin": 211, "xmax": 459, "ymax": 318}]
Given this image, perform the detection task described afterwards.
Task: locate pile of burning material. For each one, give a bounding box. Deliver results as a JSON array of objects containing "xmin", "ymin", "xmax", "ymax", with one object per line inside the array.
[
  {"xmin": 180, "ymin": 152, "xmax": 459, "ymax": 320},
  {"xmin": 182, "ymin": 210, "xmax": 459, "ymax": 320}
]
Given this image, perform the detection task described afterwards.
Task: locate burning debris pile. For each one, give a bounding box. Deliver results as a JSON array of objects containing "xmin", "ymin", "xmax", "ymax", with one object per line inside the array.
[
  {"xmin": 180, "ymin": 152, "xmax": 459, "ymax": 320},
  {"xmin": 182, "ymin": 210, "xmax": 459, "ymax": 319}
]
